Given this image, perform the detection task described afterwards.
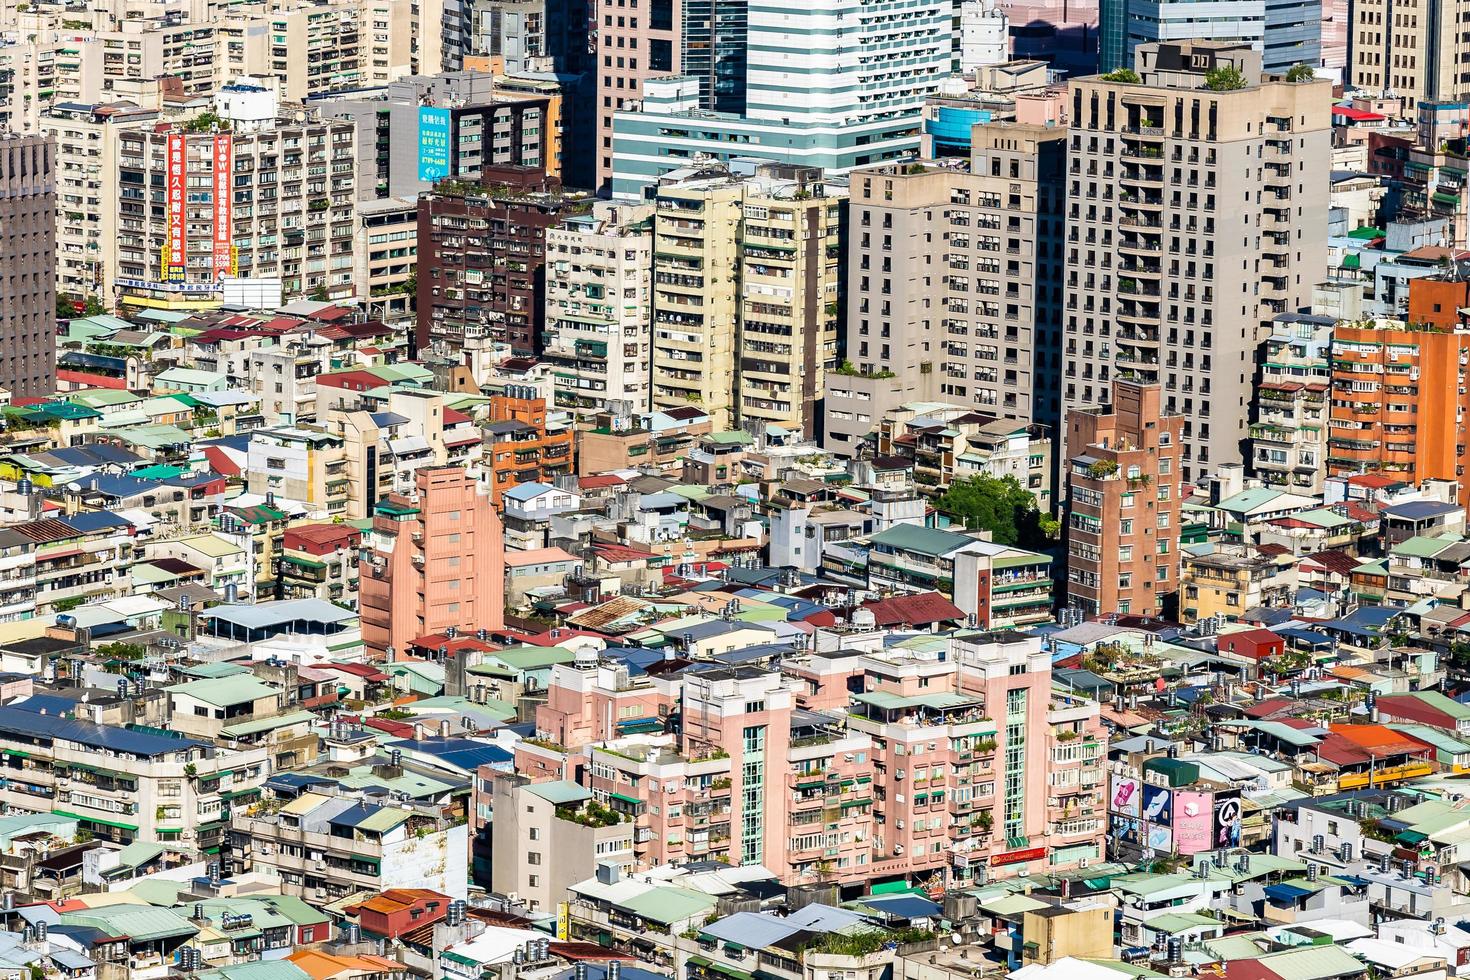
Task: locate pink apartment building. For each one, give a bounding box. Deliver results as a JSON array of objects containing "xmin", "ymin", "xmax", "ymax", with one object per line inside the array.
[
  {"xmin": 537, "ymin": 659, "xmax": 681, "ymax": 746},
  {"xmin": 594, "ymin": 0, "xmax": 683, "ymax": 191},
  {"xmin": 359, "ymin": 466, "xmax": 506, "ymax": 662}
]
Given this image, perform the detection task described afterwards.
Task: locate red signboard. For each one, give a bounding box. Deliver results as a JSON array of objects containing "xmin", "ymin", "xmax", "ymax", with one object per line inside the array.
[
  {"xmin": 990, "ymin": 846, "xmax": 1047, "ymax": 867},
  {"xmin": 167, "ymin": 134, "xmax": 187, "ymax": 277},
  {"xmin": 212, "ymin": 135, "xmax": 233, "ymax": 279}
]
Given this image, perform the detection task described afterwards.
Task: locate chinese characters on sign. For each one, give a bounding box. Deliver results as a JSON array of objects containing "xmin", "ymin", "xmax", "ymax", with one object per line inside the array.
[
  {"xmin": 418, "ymin": 107, "xmax": 452, "ymax": 182},
  {"xmin": 167, "ymin": 134, "xmax": 187, "ymax": 283},
  {"xmin": 213, "ymin": 135, "xmax": 234, "ymax": 279}
]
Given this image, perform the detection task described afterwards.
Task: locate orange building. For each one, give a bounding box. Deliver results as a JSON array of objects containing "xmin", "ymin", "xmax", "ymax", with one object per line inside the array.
[
  {"xmin": 360, "ymin": 466, "xmax": 505, "ymax": 662},
  {"xmin": 485, "ymin": 385, "xmax": 575, "ymax": 505},
  {"xmin": 1406, "ymin": 270, "xmax": 1470, "ymax": 331},
  {"xmin": 1328, "ymin": 320, "xmax": 1470, "ymax": 504}
]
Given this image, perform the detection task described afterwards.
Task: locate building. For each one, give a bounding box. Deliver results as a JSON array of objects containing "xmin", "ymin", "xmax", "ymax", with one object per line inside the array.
[
  {"xmin": 543, "ymin": 201, "xmax": 654, "ymax": 424},
  {"xmin": 246, "ymin": 428, "xmax": 350, "ymax": 515},
  {"xmin": 111, "ymin": 98, "xmax": 358, "ymax": 310},
  {"xmin": 1062, "ymin": 42, "xmax": 1330, "ymax": 483},
  {"xmin": 483, "ymin": 385, "xmax": 575, "ymax": 503},
  {"xmin": 359, "ymin": 465, "xmax": 506, "ymax": 661},
  {"xmin": 320, "ymin": 72, "xmax": 553, "ymax": 200},
  {"xmin": 607, "ymin": 0, "xmax": 953, "ymax": 198},
  {"xmin": 826, "ymin": 123, "xmax": 1067, "ymax": 457},
  {"xmin": 1328, "ymin": 319, "xmax": 1470, "ymax": 506},
  {"xmin": 1179, "ymin": 543, "xmax": 1294, "ymax": 623},
  {"xmin": 1063, "ymin": 381, "xmax": 1183, "ymax": 617},
  {"xmin": 415, "ymin": 168, "xmax": 588, "ymax": 358},
  {"xmin": 352, "ymin": 196, "xmax": 418, "ymax": 323},
  {"xmin": 876, "ymin": 404, "xmax": 1053, "ymax": 504},
  {"xmin": 489, "ymin": 776, "xmax": 633, "ymax": 913},
  {"xmin": 1119, "ymin": 0, "xmax": 1321, "ymax": 76},
  {"xmin": 1350, "ymin": 0, "xmax": 1470, "ymax": 113},
  {"xmin": 0, "ymin": 133, "xmax": 55, "ymax": 399},
  {"xmin": 1000, "ymin": 0, "xmax": 1099, "ymax": 76},
  {"xmin": 1248, "ymin": 313, "xmax": 1332, "ymax": 494},
  {"xmin": 649, "ymin": 165, "xmax": 843, "ymax": 437}
]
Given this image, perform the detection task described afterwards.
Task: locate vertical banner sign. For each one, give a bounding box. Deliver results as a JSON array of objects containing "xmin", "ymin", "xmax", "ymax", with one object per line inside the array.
[
  {"xmin": 418, "ymin": 106, "xmax": 451, "ymax": 182},
  {"xmin": 212, "ymin": 135, "xmax": 233, "ymax": 280},
  {"xmin": 167, "ymin": 134, "xmax": 187, "ymax": 282}
]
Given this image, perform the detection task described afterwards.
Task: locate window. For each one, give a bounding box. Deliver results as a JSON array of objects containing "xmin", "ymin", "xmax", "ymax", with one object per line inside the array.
[{"xmin": 527, "ymin": 851, "xmax": 541, "ymax": 865}]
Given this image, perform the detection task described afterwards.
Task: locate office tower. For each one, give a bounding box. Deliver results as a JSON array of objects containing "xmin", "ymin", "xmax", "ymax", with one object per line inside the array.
[
  {"xmin": 1097, "ymin": 0, "xmax": 1125, "ymax": 71},
  {"xmin": 1001, "ymin": 0, "xmax": 1099, "ymax": 76},
  {"xmin": 1119, "ymin": 0, "xmax": 1320, "ymax": 76},
  {"xmin": 1063, "ymin": 381, "xmax": 1182, "ymax": 617},
  {"xmin": 609, "ymin": 0, "xmax": 951, "ymax": 198},
  {"xmin": 416, "ymin": 168, "xmax": 587, "ymax": 359},
  {"xmin": 825, "ymin": 123, "xmax": 1067, "ymax": 458},
  {"xmin": 0, "ymin": 133, "xmax": 55, "ymax": 399},
  {"xmin": 1062, "ymin": 42, "xmax": 1329, "ymax": 484},
  {"xmin": 1328, "ymin": 318, "xmax": 1470, "ymax": 507},
  {"xmin": 650, "ymin": 165, "xmax": 843, "ymax": 437},
  {"xmin": 360, "ymin": 466, "xmax": 506, "ymax": 662},
  {"xmin": 1320, "ymin": 0, "xmax": 1347, "ymax": 78},
  {"xmin": 1352, "ymin": 0, "xmax": 1470, "ymax": 111},
  {"xmin": 544, "ymin": 202, "xmax": 655, "ymax": 424},
  {"xmin": 593, "ymin": 0, "xmax": 685, "ymax": 193},
  {"xmin": 682, "ymin": 0, "xmax": 747, "ymax": 114}
]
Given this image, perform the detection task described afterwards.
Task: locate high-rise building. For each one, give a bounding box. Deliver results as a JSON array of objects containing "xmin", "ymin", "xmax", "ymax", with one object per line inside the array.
[
  {"xmin": 0, "ymin": 133, "xmax": 55, "ymax": 399},
  {"xmin": 1351, "ymin": 0, "xmax": 1470, "ymax": 112},
  {"xmin": 609, "ymin": 0, "xmax": 952, "ymax": 198},
  {"xmin": 1117, "ymin": 0, "xmax": 1320, "ymax": 76},
  {"xmin": 681, "ymin": 0, "xmax": 747, "ymax": 114},
  {"xmin": 415, "ymin": 167, "xmax": 589, "ymax": 359},
  {"xmin": 360, "ymin": 466, "xmax": 506, "ymax": 662},
  {"xmin": 543, "ymin": 201, "xmax": 655, "ymax": 423},
  {"xmin": 1000, "ymin": 0, "xmax": 1099, "ymax": 76},
  {"xmin": 1063, "ymin": 380, "xmax": 1182, "ymax": 618},
  {"xmin": 592, "ymin": 0, "xmax": 685, "ymax": 192},
  {"xmin": 1062, "ymin": 41, "xmax": 1330, "ymax": 484},
  {"xmin": 649, "ymin": 165, "xmax": 843, "ymax": 437},
  {"xmin": 825, "ymin": 123, "xmax": 1068, "ymax": 457}
]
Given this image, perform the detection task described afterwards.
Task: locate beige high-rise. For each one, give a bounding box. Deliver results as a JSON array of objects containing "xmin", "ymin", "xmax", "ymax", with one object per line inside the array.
[
  {"xmin": 1350, "ymin": 0, "xmax": 1470, "ymax": 112},
  {"xmin": 1062, "ymin": 41, "xmax": 1329, "ymax": 485}
]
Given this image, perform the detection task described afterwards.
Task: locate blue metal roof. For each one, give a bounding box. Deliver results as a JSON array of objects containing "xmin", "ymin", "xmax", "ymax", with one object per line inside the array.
[
  {"xmin": 393, "ymin": 737, "xmax": 513, "ymax": 772},
  {"xmin": 1264, "ymin": 883, "xmax": 1312, "ymax": 902},
  {"xmin": 0, "ymin": 707, "xmax": 204, "ymax": 758},
  {"xmin": 59, "ymin": 510, "xmax": 134, "ymax": 534},
  {"xmin": 859, "ymin": 894, "xmax": 942, "ymax": 919}
]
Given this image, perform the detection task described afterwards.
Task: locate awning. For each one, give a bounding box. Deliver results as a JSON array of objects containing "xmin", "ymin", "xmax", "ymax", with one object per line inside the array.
[
  {"xmin": 1264, "ymin": 883, "xmax": 1312, "ymax": 902},
  {"xmin": 1396, "ymin": 830, "xmax": 1429, "ymax": 845}
]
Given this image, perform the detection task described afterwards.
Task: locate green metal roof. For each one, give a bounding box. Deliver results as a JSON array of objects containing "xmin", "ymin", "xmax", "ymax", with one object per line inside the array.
[
  {"xmin": 526, "ymin": 780, "xmax": 592, "ymax": 806},
  {"xmin": 61, "ymin": 905, "xmax": 197, "ymax": 942},
  {"xmin": 868, "ymin": 522, "xmax": 974, "ymax": 557},
  {"xmin": 164, "ymin": 676, "xmax": 280, "ymax": 708},
  {"xmin": 219, "ymin": 710, "xmax": 316, "ymax": 739},
  {"xmin": 619, "ymin": 885, "xmax": 716, "ymax": 924}
]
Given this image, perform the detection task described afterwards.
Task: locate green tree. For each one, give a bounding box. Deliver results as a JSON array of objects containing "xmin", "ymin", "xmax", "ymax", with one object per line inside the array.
[
  {"xmin": 1204, "ymin": 65, "xmax": 1247, "ymax": 91},
  {"xmin": 1101, "ymin": 68, "xmax": 1140, "ymax": 83},
  {"xmin": 1284, "ymin": 63, "xmax": 1315, "ymax": 82},
  {"xmin": 310, "ymin": 285, "xmax": 330, "ymax": 302},
  {"xmin": 936, "ymin": 474, "xmax": 1057, "ymax": 550}
]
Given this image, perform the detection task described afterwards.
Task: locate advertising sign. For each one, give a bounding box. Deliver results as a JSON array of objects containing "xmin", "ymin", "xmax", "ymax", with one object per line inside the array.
[
  {"xmin": 212, "ymin": 135, "xmax": 233, "ymax": 279},
  {"xmin": 1111, "ymin": 774, "xmax": 1141, "ymax": 818},
  {"xmin": 167, "ymin": 134, "xmax": 187, "ymax": 278},
  {"xmin": 1215, "ymin": 792, "xmax": 1243, "ymax": 848},
  {"xmin": 1141, "ymin": 785, "xmax": 1173, "ymax": 825},
  {"xmin": 991, "ymin": 846, "xmax": 1047, "ymax": 866},
  {"xmin": 418, "ymin": 107, "xmax": 452, "ymax": 182},
  {"xmin": 1110, "ymin": 815, "xmax": 1140, "ymax": 845},
  {"xmin": 1174, "ymin": 790, "xmax": 1214, "ymax": 854},
  {"xmin": 1146, "ymin": 823, "xmax": 1173, "ymax": 852}
]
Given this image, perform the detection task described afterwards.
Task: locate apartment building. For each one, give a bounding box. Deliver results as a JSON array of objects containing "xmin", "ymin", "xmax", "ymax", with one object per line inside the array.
[
  {"xmin": 1063, "ymin": 380, "xmax": 1183, "ymax": 618},
  {"xmin": 826, "ymin": 124, "xmax": 1067, "ymax": 458},
  {"xmin": 1248, "ymin": 313, "xmax": 1332, "ymax": 494},
  {"xmin": 229, "ymin": 788, "xmax": 469, "ymax": 903},
  {"xmin": 650, "ymin": 165, "xmax": 844, "ymax": 437},
  {"xmin": 0, "ymin": 704, "xmax": 268, "ymax": 850},
  {"xmin": 1062, "ymin": 41, "xmax": 1330, "ymax": 483},
  {"xmin": 275, "ymin": 522, "xmax": 361, "ymax": 605},
  {"xmin": 112, "ymin": 98, "xmax": 358, "ymax": 310},
  {"xmin": 245, "ymin": 428, "xmax": 350, "ymax": 515},
  {"xmin": 13, "ymin": 513, "xmax": 135, "ymax": 618},
  {"xmin": 543, "ymin": 201, "xmax": 655, "ymax": 424},
  {"xmin": 0, "ymin": 133, "xmax": 56, "ymax": 399},
  {"xmin": 45, "ymin": 100, "xmax": 158, "ymax": 307},
  {"xmin": 483, "ymin": 386, "xmax": 575, "ymax": 503},
  {"xmin": 489, "ymin": 776, "xmax": 634, "ymax": 913},
  {"xmin": 1328, "ymin": 320, "xmax": 1470, "ymax": 506},
  {"xmin": 876, "ymin": 404, "xmax": 1053, "ymax": 503},
  {"xmin": 359, "ymin": 466, "xmax": 506, "ymax": 662},
  {"xmin": 415, "ymin": 169, "xmax": 588, "ymax": 358},
  {"xmin": 352, "ymin": 196, "xmax": 417, "ymax": 323}
]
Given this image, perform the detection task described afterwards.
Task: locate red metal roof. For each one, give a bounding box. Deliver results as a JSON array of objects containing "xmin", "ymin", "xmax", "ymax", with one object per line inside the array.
[
  {"xmin": 861, "ymin": 591, "xmax": 965, "ymax": 627},
  {"xmin": 1333, "ymin": 105, "xmax": 1387, "ymax": 122}
]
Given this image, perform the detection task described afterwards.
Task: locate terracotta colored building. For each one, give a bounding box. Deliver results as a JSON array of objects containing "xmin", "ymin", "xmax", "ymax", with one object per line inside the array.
[
  {"xmin": 1329, "ymin": 320, "xmax": 1470, "ymax": 505},
  {"xmin": 1407, "ymin": 273, "xmax": 1470, "ymax": 331},
  {"xmin": 1063, "ymin": 381, "xmax": 1183, "ymax": 617},
  {"xmin": 354, "ymin": 889, "xmax": 451, "ymax": 939},
  {"xmin": 359, "ymin": 466, "xmax": 506, "ymax": 661},
  {"xmin": 484, "ymin": 385, "xmax": 575, "ymax": 504}
]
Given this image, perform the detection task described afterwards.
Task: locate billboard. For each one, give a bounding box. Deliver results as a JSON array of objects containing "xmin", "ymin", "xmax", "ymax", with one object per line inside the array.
[
  {"xmin": 418, "ymin": 107, "xmax": 452, "ymax": 182},
  {"xmin": 1215, "ymin": 791, "xmax": 1243, "ymax": 848},
  {"xmin": 1141, "ymin": 785, "xmax": 1172, "ymax": 825},
  {"xmin": 1146, "ymin": 823, "xmax": 1173, "ymax": 852},
  {"xmin": 1174, "ymin": 790, "xmax": 1214, "ymax": 855},
  {"xmin": 1110, "ymin": 815, "xmax": 1141, "ymax": 845},
  {"xmin": 166, "ymin": 134, "xmax": 187, "ymax": 281},
  {"xmin": 1111, "ymin": 774, "xmax": 1141, "ymax": 818},
  {"xmin": 212, "ymin": 135, "xmax": 233, "ymax": 279}
]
